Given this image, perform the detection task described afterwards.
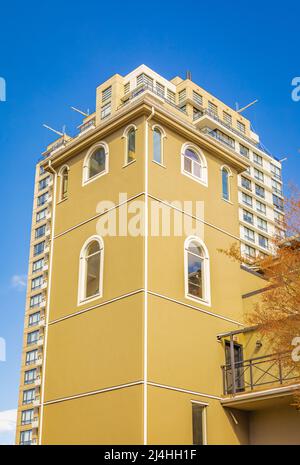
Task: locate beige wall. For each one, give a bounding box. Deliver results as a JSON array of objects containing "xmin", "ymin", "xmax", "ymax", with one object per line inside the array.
[
  {"xmin": 249, "ymin": 406, "xmax": 300, "ymax": 445},
  {"xmin": 42, "ymin": 385, "xmax": 143, "ymax": 444}
]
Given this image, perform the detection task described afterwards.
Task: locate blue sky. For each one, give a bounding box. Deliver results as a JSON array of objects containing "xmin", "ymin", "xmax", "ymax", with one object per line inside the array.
[{"xmin": 0, "ymin": 0, "xmax": 299, "ymax": 443}]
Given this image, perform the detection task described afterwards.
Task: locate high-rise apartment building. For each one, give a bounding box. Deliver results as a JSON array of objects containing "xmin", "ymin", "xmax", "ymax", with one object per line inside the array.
[{"xmin": 16, "ymin": 65, "xmax": 299, "ymax": 445}]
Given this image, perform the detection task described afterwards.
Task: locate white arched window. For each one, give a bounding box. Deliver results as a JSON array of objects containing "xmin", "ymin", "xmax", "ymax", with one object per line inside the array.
[
  {"xmin": 123, "ymin": 125, "xmax": 137, "ymax": 164},
  {"xmin": 184, "ymin": 237, "xmax": 211, "ymax": 305},
  {"xmin": 181, "ymin": 144, "xmax": 207, "ymax": 185},
  {"xmin": 83, "ymin": 142, "xmax": 108, "ymax": 184},
  {"xmin": 152, "ymin": 125, "xmax": 166, "ymax": 165},
  {"xmin": 221, "ymin": 166, "xmax": 231, "ymax": 201},
  {"xmin": 78, "ymin": 236, "xmax": 104, "ymax": 303},
  {"xmin": 59, "ymin": 165, "xmax": 69, "ymax": 201}
]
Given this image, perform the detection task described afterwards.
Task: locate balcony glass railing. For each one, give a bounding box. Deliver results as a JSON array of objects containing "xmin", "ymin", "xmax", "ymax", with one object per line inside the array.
[
  {"xmin": 195, "ymin": 108, "xmax": 274, "ymax": 157},
  {"xmin": 222, "ymin": 352, "xmax": 298, "ymax": 395},
  {"xmin": 121, "ymin": 83, "xmax": 187, "ymax": 115},
  {"xmin": 200, "ymin": 127, "xmax": 235, "ymax": 150}
]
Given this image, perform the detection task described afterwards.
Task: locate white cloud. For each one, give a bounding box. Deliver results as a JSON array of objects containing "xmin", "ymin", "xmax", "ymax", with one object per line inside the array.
[
  {"xmin": 0, "ymin": 409, "xmax": 17, "ymax": 434},
  {"xmin": 11, "ymin": 274, "xmax": 27, "ymax": 291}
]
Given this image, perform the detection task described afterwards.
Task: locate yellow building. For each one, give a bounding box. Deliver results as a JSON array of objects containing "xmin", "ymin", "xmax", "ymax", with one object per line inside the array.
[{"xmin": 16, "ymin": 65, "xmax": 299, "ymax": 445}]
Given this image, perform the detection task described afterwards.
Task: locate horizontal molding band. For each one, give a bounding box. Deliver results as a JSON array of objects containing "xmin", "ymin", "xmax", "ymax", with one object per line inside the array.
[
  {"xmin": 48, "ymin": 289, "xmax": 244, "ymax": 327},
  {"xmin": 43, "ymin": 380, "xmax": 222, "ymax": 406},
  {"xmin": 52, "ymin": 192, "xmax": 241, "ymax": 243}
]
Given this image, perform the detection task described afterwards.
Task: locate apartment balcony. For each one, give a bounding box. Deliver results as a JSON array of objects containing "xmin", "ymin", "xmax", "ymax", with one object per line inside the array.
[
  {"xmin": 78, "ymin": 117, "xmax": 96, "ymax": 135},
  {"xmin": 34, "ymin": 376, "xmax": 41, "ymax": 387},
  {"xmin": 41, "ymin": 280, "xmax": 48, "ymax": 290},
  {"xmin": 33, "ymin": 397, "xmax": 40, "ymax": 407},
  {"xmin": 38, "ymin": 317, "xmax": 46, "ymax": 328},
  {"xmin": 120, "ymin": 83, "xmax": 187, "ymax": 115},
  {"xmin": 221, "ymin": 352, "xmax": 300, "ymax": 410},
  {"xmin": 37, "ymin": 336, "xmax": 44, "ymax": 347},
  {"xmin": 45, "ymin": 228, "xmax": 51, "ymax": 238},
  {"xmin": 44, "ymin": 244, "xmax": 50, "ymax": 255},
  {"xmin": 42, "ymin": 262, "xmax": 49, "ymax": 272},
  {"xmin": 32, "ymin": 417, "xmax": 39, "ymax": 429},
  {"xmin": 46, "ymin": 195, "xmax": 53, "ymax": 204},
  {"xmin": 195, "ymin": 109, "xmax": 273, "ymax": 158},
  {"xmin": 40, "ymin": 299, "xmax": 46, "ymax": 308},
  {"xmin": 36, "ymin": 356, "xmax": 43, "ymax": 367}
]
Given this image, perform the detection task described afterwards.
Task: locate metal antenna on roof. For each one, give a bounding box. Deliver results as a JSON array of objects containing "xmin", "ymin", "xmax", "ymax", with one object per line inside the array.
[
  {"xmin": 42, "ymin": 124, "xmax": 64, "ymax": 137},
  {"xmin": 236, "ymin": 99, "xmax": 258, "ymax": 114},
  {"xmin": 70, "ymin": 106, "xmax": 90, "ymax": 117}
]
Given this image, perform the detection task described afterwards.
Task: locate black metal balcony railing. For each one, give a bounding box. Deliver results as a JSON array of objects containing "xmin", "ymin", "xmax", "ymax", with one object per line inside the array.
[{"xmin": 222, "ymin": 352, "xmax": 299, "ymax": 395}]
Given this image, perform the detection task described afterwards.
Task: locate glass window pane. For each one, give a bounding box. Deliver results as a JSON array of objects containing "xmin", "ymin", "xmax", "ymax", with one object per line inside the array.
[
  {"xmin": 222, "ymin": 168, "xmax": 229, "ymax": 200},
  {"xmin": 128, "ymin": 129, "xmax": 136, "ymax": 162},
  {"xmin": 89, "ymin": 148, "xmax": 106, "ymax": 179},
  {"xmin": 192, "ymin": 404, "xmax": 204, "ymax": 445},
  {"xmin": 188, "ymin": 252, "xmax": 203, "ymax": 298},
  {"xmin": 85, "ymin": 252, "xmax": 100, "ymax": 298},
  {"xmin": 153, "ymin": 128, "xmax": 162, "ymax": 163},
  {"xmin": 184, "ymin": 156, "xmax": 192, "ymax": 173}
]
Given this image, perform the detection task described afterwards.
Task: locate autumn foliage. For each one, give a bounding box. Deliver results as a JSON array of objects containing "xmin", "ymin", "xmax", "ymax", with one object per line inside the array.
[{"xmin": 222, "ymin": 189, "xmax": 300, "ymax": 404}]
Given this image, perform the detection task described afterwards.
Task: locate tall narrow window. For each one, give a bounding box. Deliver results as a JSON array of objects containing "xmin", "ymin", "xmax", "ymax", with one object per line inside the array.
[
  {"xmin": 153, "ymin": 127, "xmax": 163, "ymax": 164},
  {"xmin": 185, "ymin": 237, "xmax": 210, "ymax": 304},
  {"xmin": 221, "ymin": 167, "xmax": 230, "ymax": 201},
  {"xmin": 60, "ymin": 167, "xmax": 68, "ymax": 200},
  {"xmin": 79, "ymin": 237, "xmax": 104, "ymax": 302},
  {"xmin": 192, "ymin": 403, "xmax": 206, "ymax": 445},
  {"xmin": 127, "ymin": 128, "xmax": 136, "ymax": 163}
]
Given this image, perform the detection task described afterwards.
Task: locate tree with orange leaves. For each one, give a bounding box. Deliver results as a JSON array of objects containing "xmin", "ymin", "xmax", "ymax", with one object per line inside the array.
[{"xmin": 221, "ymin": 189, "xmax": 300, "ymax": 405}]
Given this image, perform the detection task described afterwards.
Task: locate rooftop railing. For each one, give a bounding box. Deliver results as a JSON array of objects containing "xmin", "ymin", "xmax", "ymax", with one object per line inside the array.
[{"xmin": 121, "ymin": 83, "xmax": 187, "ymax": 115}]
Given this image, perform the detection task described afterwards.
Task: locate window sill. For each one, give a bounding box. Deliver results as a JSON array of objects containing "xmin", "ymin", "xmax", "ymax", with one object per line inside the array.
[
  {"xmin": 152, "ymin": 160, "xmax": 166, "ymax": 168},
  {"xmin": 122, "ymin": 159, "xmax": 136, "ymax": 168},
  {"xmin": 57, "ymin": 197, "xmax": 68, "ymax": 205},
  {"xmin": 185, "ymin": 293, "xmax": 211, "ymax": 307},
  {"xmin": 82, "ymin": 170, "xmax": 108, "ymax": 187},
  {"xmin": 222, "ymin": 198, "xmax": 233, "ymax": 205},
  {"xmin": 78, "ymin": 293, "xmax": 102, "ymax": 307},
  {"xmin": 182, "ymin": 170, "xmax": 208, "ymax": 187}
]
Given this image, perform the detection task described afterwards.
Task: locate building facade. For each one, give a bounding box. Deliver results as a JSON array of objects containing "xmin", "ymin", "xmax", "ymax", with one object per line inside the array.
[{"xmin": 16, "ymin": 65, "xmax": 299, "ymax": 445}]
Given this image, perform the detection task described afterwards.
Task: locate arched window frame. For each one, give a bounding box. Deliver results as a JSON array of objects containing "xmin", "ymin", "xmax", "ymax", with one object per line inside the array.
[
  {"xmin": 181, "ymin": 143, "xmax": 208, "ymax": 186},
  {"xmin": 78, "ymin": 235, "xmax": 104, "ymax": 305},
  {"xmin": 58, "ymin": 165, "xmax": 69, "ymax": 201},
  {"xmin": 122, "ymin": 124, "xmax": 137, "ymax": 166},
  {"xmin": 82, "ymin": 141, "xmax": 109, "ymax": 186},
  {"xmin": 152, "ymin": 124, "xmax": 166, "ymax": 166},
  {"xmin": 184, "ymin": 236, "xmax": 211, "ymax": 306},
  {"xmin": 220, "ymin": 165, "xmax": 232, "ymax": 202}
]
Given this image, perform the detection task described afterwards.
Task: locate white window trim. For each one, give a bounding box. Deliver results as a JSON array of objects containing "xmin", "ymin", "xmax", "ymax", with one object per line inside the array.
[
  {"xmin": 151, "ymin": 124, "xmax": 166, "ymax": 166},
  {"xmin": 184, "ymin": 236, "xmax": 211, "ymax": 307},
  {"xmin": 82, "ymin": 142, "xmax": 109, "ymax": 186},
  {"xmin": 220, "ymin": 165, "xmax": 233, "ymax": 203},
  {"xmin": 77, "ymin": 235, "xmax": 104, "ymax": 306},
  {"xmin": 58, "ymin": 164, "xmax": 69, "ymax": 201},
  {"xmin": 181, "ymin": 143, "xmax": 208, "ymax": 187},
  {"xmin": 122, "ymin": 124, "xmax": 137, "ymax": 166},
  {"xmin": 191, "ymin": 400, "xmax": 208, "ymax": 445}
]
